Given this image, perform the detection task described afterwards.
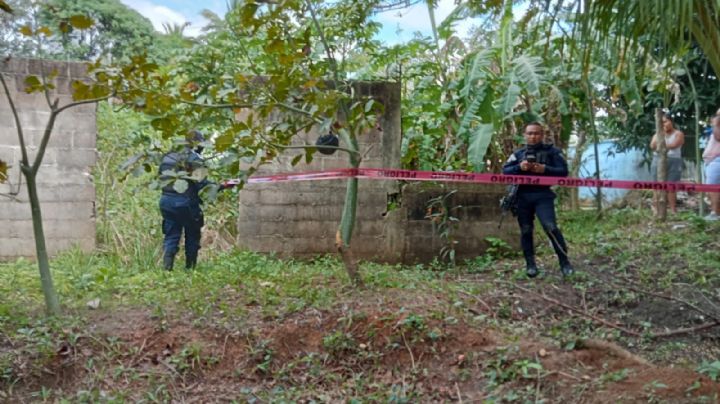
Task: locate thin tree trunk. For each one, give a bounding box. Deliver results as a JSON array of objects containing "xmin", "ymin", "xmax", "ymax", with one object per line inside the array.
[
  {"xmin": 23, "ymin": 169, "xmax": 60, "ymax": 315},
  {"xmin": 337, "ymin": 176, "xmax": 363, "ymax": 286},
  {"xmin": 585, "ymin": 81, "xmax": 602, "ymax": 215},
  {"xmin": 570, "ymin": 130, "xmax": 587, "ymax": 210},
  {"xmin": 655, "ymin": 108, "xmax": 668, "ymax": 220}
]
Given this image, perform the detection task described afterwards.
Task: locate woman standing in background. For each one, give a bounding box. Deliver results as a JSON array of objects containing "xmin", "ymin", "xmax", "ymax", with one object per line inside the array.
[{"xmin": 650, "ymin": 114, "xmax": 685, "ymax": 214}]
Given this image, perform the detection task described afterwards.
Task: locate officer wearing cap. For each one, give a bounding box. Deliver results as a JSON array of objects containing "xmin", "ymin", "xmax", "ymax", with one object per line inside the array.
[
  {"xmin": 502, "ymin": 122, "xmax": 574, "ymax": 278},
  {"xmin": 158, "ymin": 129, "xmax": 211, "ymax": 270}
]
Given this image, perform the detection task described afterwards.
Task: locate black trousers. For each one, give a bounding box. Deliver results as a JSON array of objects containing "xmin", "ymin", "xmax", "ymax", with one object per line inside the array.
[
  {"xmin": 159, "ymin": 194, "xmax": 204, "ymax": 263},
  {"xmin": 516, "ymin": 190, "xmax": 569, "ymax": 266}
]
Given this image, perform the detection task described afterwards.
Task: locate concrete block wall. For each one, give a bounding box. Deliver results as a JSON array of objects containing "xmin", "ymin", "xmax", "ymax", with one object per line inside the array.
[
  {"xmin": 237, "ymin": 82, "xmax": 402, "ymax": 261},
  {"xmin": 0, "ymin": 58, "xmax": 96, "ymax": 260},
  {"xmin": 386, "ymin": 182, "xmax": 520, "ymax": 263},
  {"xmin": 237, "ymin": 82, "xmax": 518, "ymax": 263}
]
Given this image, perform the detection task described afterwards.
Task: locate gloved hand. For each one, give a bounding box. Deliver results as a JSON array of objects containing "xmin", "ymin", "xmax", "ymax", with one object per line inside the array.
[{"xmin": 219, "ymin": 181, "xmax": 235, "ymax": 190}]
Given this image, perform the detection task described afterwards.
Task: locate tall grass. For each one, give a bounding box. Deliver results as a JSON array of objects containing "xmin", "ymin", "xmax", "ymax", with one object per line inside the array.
[{"xmin": 94, "ymin": 102, "xmax": 238, "ymax": 269}]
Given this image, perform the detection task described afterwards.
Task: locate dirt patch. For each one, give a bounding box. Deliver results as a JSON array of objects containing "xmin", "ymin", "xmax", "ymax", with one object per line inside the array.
[{"xmin": 3, "ymin": 298, "xmax": 719, "ymax": 402}]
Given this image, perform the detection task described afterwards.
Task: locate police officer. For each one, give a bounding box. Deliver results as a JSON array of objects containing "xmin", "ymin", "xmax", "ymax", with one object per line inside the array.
[
  {"xmin": 502, "ymin": 122, "xmax": 574, "ymax": 278},
  {"xmin": 159, "ymin": 129, "xmax": 212, "ymax": 271}
]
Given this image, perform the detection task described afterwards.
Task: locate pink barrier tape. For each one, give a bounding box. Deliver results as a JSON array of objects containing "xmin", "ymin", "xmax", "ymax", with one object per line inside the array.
[{"xmin": 226, "ymin": 168, "xmax": 720, "ymax": 193}]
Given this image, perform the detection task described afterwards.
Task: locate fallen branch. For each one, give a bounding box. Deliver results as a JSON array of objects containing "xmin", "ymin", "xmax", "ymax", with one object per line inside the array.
[
  {"xmin": 457, "ymin": 290, "xmax": 496, "ymax": 319},
  {"xmin": 502, "ymin": 281, "xmax": 720, "ymax": 339},
  {"xmin": 503, "ymin": 282, "xmax": 643, "ymax": 337},
  {"xmin": 613, "ymin": 276, "xmax": 720, "ymax": 323},
  {"xmin": 649, "ymin": 321, "xmax": 720, "ymax": 338}
]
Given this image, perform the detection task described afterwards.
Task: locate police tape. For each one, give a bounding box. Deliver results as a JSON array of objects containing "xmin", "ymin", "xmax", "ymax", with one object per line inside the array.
[{"xmin": 225, "ymin": 168, "xmax": 720, "ymax": 193}]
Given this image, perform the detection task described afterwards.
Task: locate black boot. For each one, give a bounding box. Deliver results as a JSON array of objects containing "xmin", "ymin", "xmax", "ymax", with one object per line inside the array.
[
  {"xmin": 185, "ymin": 254, "xmax": 197, "ymax": 270},
  {"xmin": 560, "ymin": 261, "xmax": 574, "ymax": 278},
  {"xmin": 163, "ymin": 254, "xmax": 174, "ymax": 271},
  {"xmin": 525, "ymin": 257, "xmax": 539, "ymax": 278}
]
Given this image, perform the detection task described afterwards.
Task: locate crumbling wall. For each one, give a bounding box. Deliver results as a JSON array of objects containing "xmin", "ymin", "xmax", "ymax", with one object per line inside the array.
[{"xmin": 236, "ymin": 82, "xmax": 518, "ymax": 263}]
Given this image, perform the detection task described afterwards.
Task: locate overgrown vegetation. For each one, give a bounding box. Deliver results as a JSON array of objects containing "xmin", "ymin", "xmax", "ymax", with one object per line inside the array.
[
  {"xmin": 2, "ymin": 0, "xmax": 720, "ymax": 400},
  {"xmin": 1, "ymin": 207, "xmax": 719, "ymax": 400}
]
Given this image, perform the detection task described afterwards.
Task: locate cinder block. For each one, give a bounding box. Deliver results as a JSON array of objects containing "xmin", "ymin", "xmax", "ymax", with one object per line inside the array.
[
  {"xmin": 238, "ymin": 189, "xmax": 261, "ymax": 206},
  {"xmin": 259, "ymin": 221, "xmax": 295, "ymax": 236},
  {"xmin": 294, "ymin": 206, "xmax": 342, "ymax": 221},
  {"xmin": 357, "ymin": 220, "xmax": 384, "ymax": 236},
  {"xmin": 40, "ymin": 202, "xmax": 95, "ymax": 220},
  {"xmin": 257, "ymin": 236, "xmax": 293, "ymax": 254},
  {"xmin": 25, "ymin": 129, "xmax": 69, "ymax": 149},
  {"xmin": 258, "ymin": 205, "xmax": 296, "ymax": 222},
  {"xmin": 16, "ymin": 147, "xmax": 56, "ymax": 165},
  {"xmin": 237, "ymin": 218, "xmax": 260, "ymax": 236},
  {"xmin": 43, "ymin": 219, "xmax": 95, "ymax": 239},
  {"xmin": 67, "ymin": 62, "xmax": 88, "ymax": 79},
  {"xmin": 34, "ymin": 167, "xmax": 92, "ymax": 185},
  {"xmin": 72, "ymin": 129, "xmax": 97, "ymax": 150},
  {"xmin": 11, "ymin": 92, "xmax": 50, "ymax": 112},
  {"xmin": 0, "ymin": 220, "xmax": 31, "ymax": 238},
  {"xmin": 0, "ymin": 201, "xmax": 31, "ymax": 220},
  {"xmin": 259, "ymin": 189, "xmax": 300, "ymax": 205},
  {"xmin": 55, "ymin": 148, "xmax": 96, "ymax": 168},
  {"xmin": 46, "ymin": 237, "xmax": 94, "ymax": 256},
  {"xmin": 47, "ymin": 184, "xmax": 95, "ymax": 202},
  {"xmin": 1, "ymin": 58, "xmax": 28, "ymax": 75},
  {"xmin": 18, "ymin": 110, "xmax": 52, "ymax": 132},
  {"xmin": 0, "ymin": 237, "xmax": 36, "ymax": 257},
  {"xmin": 26, "ymin": 59, "xmax": 69, "ymax": 78}
]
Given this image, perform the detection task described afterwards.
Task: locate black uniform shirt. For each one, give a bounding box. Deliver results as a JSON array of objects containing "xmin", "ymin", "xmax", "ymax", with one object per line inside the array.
[{"xmin": 502, "ymin": 143, "xmax": 568, "ymax": 192}]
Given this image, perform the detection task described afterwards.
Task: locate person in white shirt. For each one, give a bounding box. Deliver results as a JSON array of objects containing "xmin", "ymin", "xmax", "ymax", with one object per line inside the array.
[
  {"xmin": 650, "ymin": 114, "xmax": 685, "ymax": 214},
  {"xmin": 702, "ymin": 115, "xmax": 720, "ymax": 220}
]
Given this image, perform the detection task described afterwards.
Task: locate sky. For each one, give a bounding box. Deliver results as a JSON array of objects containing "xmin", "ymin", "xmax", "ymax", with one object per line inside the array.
[{"xmin": 119, "ymin": 0, "xmax": 480, "ymax": 44}]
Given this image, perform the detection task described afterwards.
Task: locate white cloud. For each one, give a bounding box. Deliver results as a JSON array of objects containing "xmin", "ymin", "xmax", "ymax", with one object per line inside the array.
[
  {"xmin": 120, "ymin": 0, "xmax": 209, "ymax": 36},
  {"xmin": 374, "ymin": 0, "xmax": 478, "ymax": 45}
]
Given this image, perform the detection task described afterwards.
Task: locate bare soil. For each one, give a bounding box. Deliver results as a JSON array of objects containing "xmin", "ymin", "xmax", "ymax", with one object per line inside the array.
[{"xmin": 4, "ymin": 284, "xmax": 719, "ymax": 402}]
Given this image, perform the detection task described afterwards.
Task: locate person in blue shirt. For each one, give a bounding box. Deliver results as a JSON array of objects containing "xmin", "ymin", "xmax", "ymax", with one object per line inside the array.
[
  {"xmin": 158, "ymin": 130, "xmax": 218, "ymax": 270},
  {"xmin": 502, "ymin": 122, "xmax": 574, "ymax": 278}
]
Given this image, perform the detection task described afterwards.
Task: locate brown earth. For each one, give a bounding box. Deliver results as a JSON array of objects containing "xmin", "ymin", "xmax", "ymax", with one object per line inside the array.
[{"xmin": 4, "ymin": 289, "xmax": 719, "ymax": 402}]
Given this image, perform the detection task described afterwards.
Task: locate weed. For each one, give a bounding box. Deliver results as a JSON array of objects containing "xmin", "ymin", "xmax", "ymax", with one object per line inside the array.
[
  {"xmin": 170, "ymin": 343, "xmax": 215, "ymax": 375},
  {"xmin": 425, "ymin": 189, "xmax": 460, "ymax": 266},
  {"xmin": 697, "ymin": 361, "xmax": 720, "ymax": 381},
  {"xmin": 323, "ymin": 331, "xmax": 357, "ymax": 356},
  {"xmin": 248, "ymin": 338, "xmax": 274, "ymax": 375},
  {"xmin": 600, "ymin": 368, "xmax": 630, "ymax": 383}
]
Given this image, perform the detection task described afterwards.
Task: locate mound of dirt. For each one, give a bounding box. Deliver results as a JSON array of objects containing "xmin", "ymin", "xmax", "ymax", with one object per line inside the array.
[{"xmin": 5, "ymin": 304, "xmax": 718, "ymax": 402}]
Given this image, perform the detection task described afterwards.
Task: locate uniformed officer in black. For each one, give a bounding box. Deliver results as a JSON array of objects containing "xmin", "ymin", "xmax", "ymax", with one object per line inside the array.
[
  {"xmin": 502, "ymin": 122, "xmax": 574, "ymax": 278},
  {"xmin": 159, "ymin": 130, "xmax": 211, "ymax": 270}
]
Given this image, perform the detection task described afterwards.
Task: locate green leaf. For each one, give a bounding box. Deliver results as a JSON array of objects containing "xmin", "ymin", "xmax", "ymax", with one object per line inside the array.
[
  {"xmin": 19, "ymin": 25, "xmax": 32, "ymax": 36},
  {"xmin": 291, "ymin": 154, "xmax": 302, "ymax": 166},
  {"xmin": 0, "ymin": 159, "xmax": 7, "ymax": 183},
  {"xmin": 23, "ymin": 76, "xmax": 41, "ymax": 92},
  {"xmin": 69, "ymin": 15, "xmax": 94, "ymax": 30},
  {"xmin": 173, "ymin": 179, "xmax": 189, "ymax": 194},
  {"xmin": 37, "ymin": 26, "xmax": 52, "ymax": 37},
  {"xmin": 500, "ymin": 83, "xmax": 521, "ymax": 116},
  {"xmin": 215, "ymin": 133, "xmax": 233, "ymax": 152},
  {"xmin": 468, "ymin": 123, "xmax": 494, "ymax": 172},
  {"xmin": 364, "ymin": 99, "xmax": 374, "ymax": 113}
]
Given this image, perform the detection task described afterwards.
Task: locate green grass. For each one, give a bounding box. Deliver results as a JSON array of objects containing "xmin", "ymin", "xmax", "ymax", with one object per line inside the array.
[{"xmin": 2, "ymin": 208, "xmax": 719, "ymax": 401}]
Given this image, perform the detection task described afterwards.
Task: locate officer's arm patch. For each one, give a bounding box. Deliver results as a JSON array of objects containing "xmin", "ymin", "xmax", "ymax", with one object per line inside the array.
[{"xmin": 506, "ymin": 153, "xmax": 517, "ymax": 163}]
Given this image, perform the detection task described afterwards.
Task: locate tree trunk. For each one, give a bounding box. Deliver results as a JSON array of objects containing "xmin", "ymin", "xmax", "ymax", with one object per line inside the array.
[
  {"xmin": 570, "ymin": 129, "xmax": 588, "ymax": 210},
  {"xmin": 336, "ymin": 127, "xmax": 363, "ymax": 287},
  {"xmin": 585, "ymin": 80, "xmax": 602, "ymax": 215},
  {"xmin": 655, "ymin": 108, "xmax": 668, "ymax": 220},
  {"xmin": 23, "ymin": 168, "xmax": 61, "ymax": 315}
]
